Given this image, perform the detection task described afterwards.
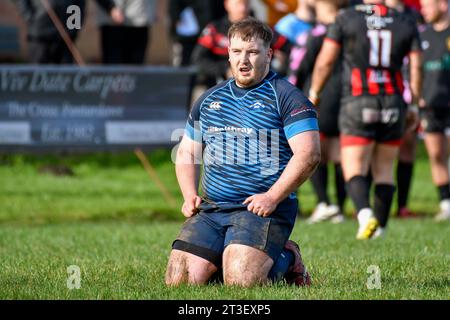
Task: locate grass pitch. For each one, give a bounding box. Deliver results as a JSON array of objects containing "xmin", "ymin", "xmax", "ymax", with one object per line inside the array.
[{"xmin": 0, "ymin": 145, "xmax": 448, "ymax": 299}]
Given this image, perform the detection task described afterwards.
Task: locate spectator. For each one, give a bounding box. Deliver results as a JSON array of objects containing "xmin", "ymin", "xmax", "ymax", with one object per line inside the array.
[
  {"xmin": 15, "ymin": 0, "xmax": 121, "ymax": 64},
  {"xmin": 96, "ymin": 0, "xmax": 162, "ymax": 64}
]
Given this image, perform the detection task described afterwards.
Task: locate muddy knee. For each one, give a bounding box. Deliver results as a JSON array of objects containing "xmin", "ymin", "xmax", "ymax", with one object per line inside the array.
[
  {"xmin": 165, "ymin": 249, "xmax": 218, "ymax": 286},
  {"xmin": 165, "ymin": 250, "xmax": 189, "ymax": 286},
  {"xmin": 223, "ymin": 245, "xmax": 273, "ymax": 287}
]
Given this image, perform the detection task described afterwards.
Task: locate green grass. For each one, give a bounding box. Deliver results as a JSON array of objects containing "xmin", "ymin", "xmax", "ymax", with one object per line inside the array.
[
  {"xmin": 0, "ymin": 150, "xmax": 181, "ymax": 223},
  {"xmin": 0, "ymin": 220, "xmax": 448, "ymax": 299},
  {"xmin": 0, "ymin": 143, "xmax": 448, "ymax": 299}
]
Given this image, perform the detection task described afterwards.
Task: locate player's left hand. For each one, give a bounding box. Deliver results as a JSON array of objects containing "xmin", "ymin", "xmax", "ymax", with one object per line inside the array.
[{"xmin": 243, "ymin": 193, "xmax": 278, "ymax": 217}]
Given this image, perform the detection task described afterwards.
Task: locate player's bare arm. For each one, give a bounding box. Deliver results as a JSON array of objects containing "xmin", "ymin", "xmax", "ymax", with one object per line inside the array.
[
  {"xmin": 409, "ymin": 51, "xmax": 423, "ymax": 105},
  {"xmin": 309, "ymin": 40, "xmax": 341, "ymax": 105},
  {"xmin": 244, "ymin": 130, "xmax": 321, "ymax": 216},
  {"xmin": 406, "ymin": 51, "xmax": 423, "ymax": 132},
  {"xmin": 175, "ymin": 135, "xmax": 203, "ymax": 217}
]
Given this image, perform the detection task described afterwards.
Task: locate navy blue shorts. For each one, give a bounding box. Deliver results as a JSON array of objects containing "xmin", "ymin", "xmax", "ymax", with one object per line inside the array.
[{"xmin": 172, "ymin": 198, "xmax": 298, "ymax": 268}]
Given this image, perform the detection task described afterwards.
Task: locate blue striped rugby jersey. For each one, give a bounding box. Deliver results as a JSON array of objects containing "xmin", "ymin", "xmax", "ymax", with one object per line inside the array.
[{"xmin": 185, "ymin": 71, "xmax": 318, "ymax": 203}]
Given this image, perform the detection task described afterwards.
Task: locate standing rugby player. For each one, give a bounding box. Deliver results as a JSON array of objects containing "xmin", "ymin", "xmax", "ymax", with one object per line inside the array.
[
  {"xmin": 309, "ymin": 0, "xmax": 422, "ymax": 239},
  {"xmin": 419, "ymin": 0, "xmax": 450, "ymax": 221}
]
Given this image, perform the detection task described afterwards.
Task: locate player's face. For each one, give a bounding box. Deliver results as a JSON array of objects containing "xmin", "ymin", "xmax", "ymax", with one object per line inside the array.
[
  {"xmin": 225, "ymin": 0, "xmax": 250, "ymax": 23},
  {"xmin": 228, "ymin": 36, "xmax": 273, "ymax": 88},
  {"xmin": 420, "ymin": 0, "xmax": 445, "ymax": 23}
]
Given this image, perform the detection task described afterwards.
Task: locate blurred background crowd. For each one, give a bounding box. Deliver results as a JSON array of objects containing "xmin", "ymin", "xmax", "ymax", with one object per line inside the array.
[{"xmin": 0, "ymin": 0, "xmax": 420, "ymax": 66}]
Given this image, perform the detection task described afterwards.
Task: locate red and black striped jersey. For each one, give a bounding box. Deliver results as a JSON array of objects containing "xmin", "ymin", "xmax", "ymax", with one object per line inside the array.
[{"xmin": 326, "ymin": 4, "xmax": 421, "ymax": 98}]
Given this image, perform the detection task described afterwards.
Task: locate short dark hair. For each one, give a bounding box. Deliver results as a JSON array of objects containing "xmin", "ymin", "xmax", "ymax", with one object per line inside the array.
[{"xmin": 228, "ymin": 17, "xmax": 273, "ymax": 48}]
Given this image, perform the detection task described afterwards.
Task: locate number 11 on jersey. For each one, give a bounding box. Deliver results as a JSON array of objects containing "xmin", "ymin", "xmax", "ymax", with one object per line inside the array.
[{"xmin": 367, "ymin": 29, "xmax": 392, "ymax": 67}]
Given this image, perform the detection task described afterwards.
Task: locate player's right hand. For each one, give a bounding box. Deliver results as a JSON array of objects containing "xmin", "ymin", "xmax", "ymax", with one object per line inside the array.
[{"xmin": 181, "ymin": 195, "xmax": 202, "ymax": 218}]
